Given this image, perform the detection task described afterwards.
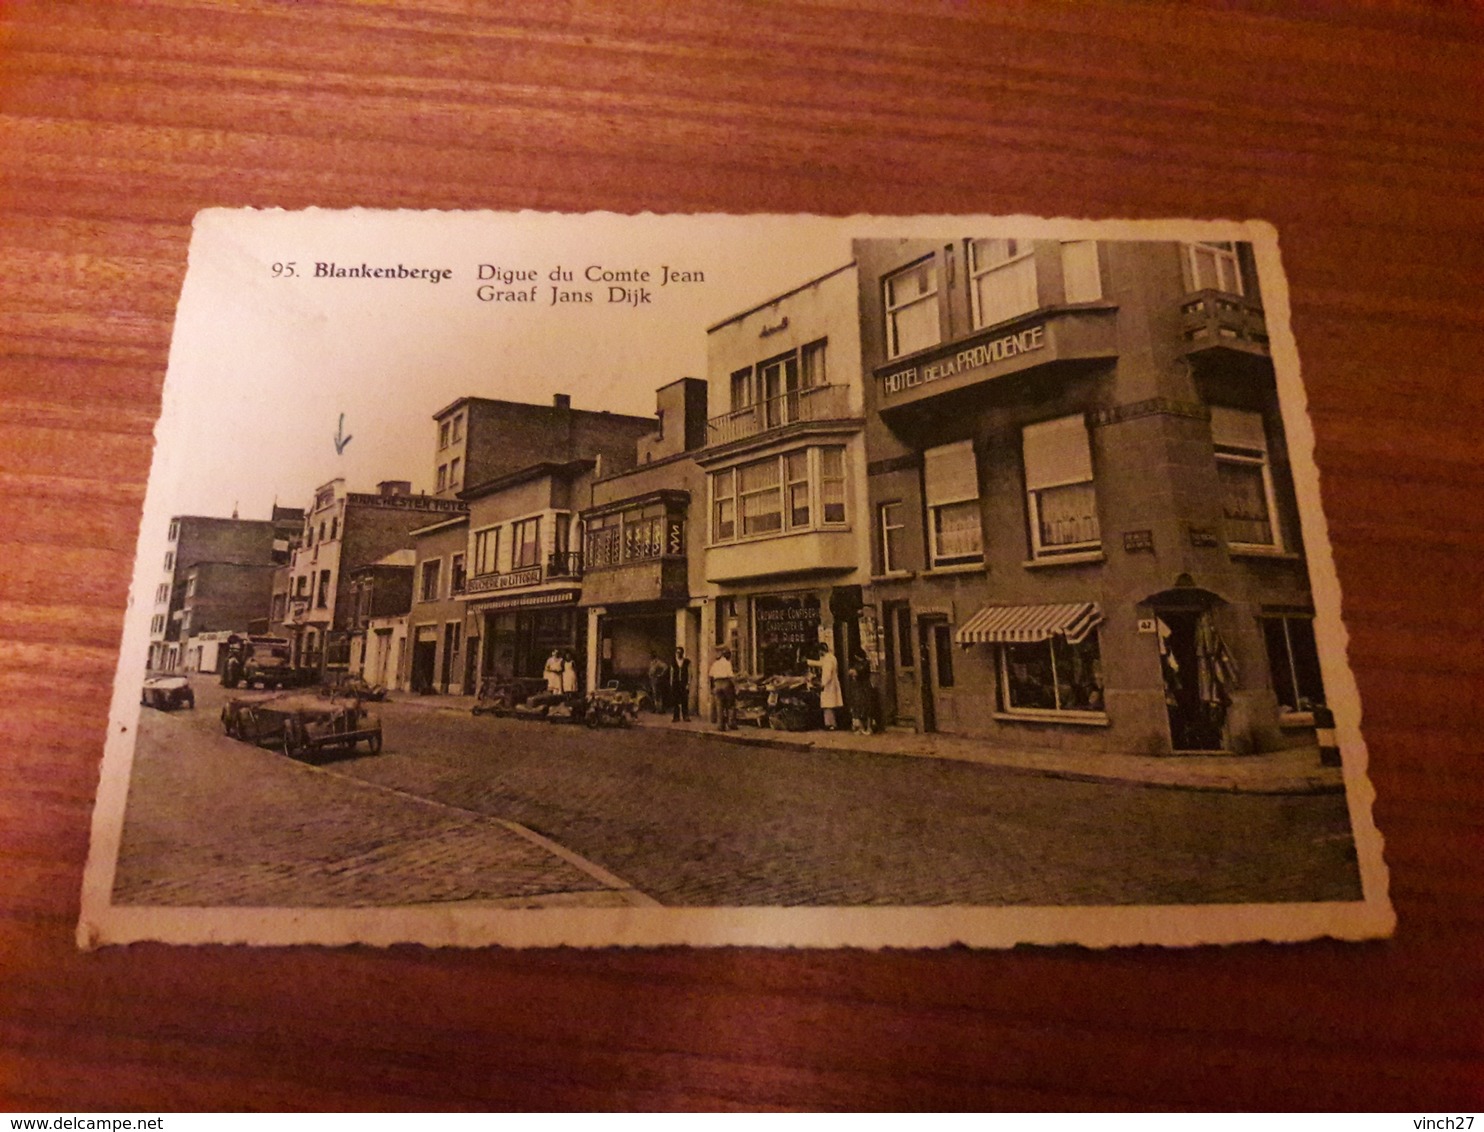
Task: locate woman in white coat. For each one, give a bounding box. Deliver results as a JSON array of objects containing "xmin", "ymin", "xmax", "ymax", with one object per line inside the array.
[{"xmin": 806, "ymin": 641, "xmax": 843, "ymax": 731}]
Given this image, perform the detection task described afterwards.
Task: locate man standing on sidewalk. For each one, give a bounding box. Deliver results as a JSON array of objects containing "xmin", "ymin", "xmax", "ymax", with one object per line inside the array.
[
  {"xmin": 708, "ymin": 647, "xmax": 736, "ymax": 732},
  {"xmin": 668, "ymin": 646, "xmax": 691, "ymax": 722}
]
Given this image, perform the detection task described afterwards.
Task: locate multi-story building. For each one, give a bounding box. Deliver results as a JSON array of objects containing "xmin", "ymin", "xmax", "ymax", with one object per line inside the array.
[
  {"xmin": 854, "ymin": 234, "xmax": 1320, "ymax": 754},
  {"xmin": 579, "ymin": 378, "xmax": 709, "ymax": 712},
  {"xmin": 285, "ymin": 479, "xmax": 466, "ymax": 678},
  {"xmin": 146, "ymin": 507, "xmax": 301, "ymax": 670},
  {"xmin": 407, "ymin": 514, "xmax": 470, "ymax": 693},
  {"xmin": 415, "ymin": 392, "xmax": 655, "ymax": 695},
  {"xmin": 695, "ymin": 263, "xmax": 873, "ymax": 685},
  {"xmin": 344, "ymin": 549, "xmax": 415, "ymax": 691},
  {"xmin": 178, "ymin": 559, "xmax": 278, "ymax": 673}
]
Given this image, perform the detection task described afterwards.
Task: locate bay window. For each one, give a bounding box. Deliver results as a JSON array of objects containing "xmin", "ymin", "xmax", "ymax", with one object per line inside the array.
[
  {"xmin": 709, "ymin": 446, "xmax": 850, "ymax": 544},
  {"xmin": 511, "ymin": 517, "xmax": 541, "ymax": 569},
  {"xmin": 923, "ymin": 440, "xmax": 982, "ymax": 566},
  {"xmin": 1023, "ymin": 415, "xmax": 1100, "ymax": 558},
  {"xmin": 473, "ymin": 526, "xmax": 500, "ymax": 576}
]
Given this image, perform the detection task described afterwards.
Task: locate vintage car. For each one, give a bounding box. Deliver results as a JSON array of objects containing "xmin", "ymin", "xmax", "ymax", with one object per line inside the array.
[
  {"xmin": 331, "ymin": 674, "xmax": 389, "ymax": 702},
  {"xmin": 140, "ymin": 674, "xmax": 195, "ymax": 711},
  {"xmin": 221, "ymin": 690, "xmax": 382, "ymax": 758},
  {"xmin": 220, "ymin": 634, "xmax": 309, "ymax": 690}
]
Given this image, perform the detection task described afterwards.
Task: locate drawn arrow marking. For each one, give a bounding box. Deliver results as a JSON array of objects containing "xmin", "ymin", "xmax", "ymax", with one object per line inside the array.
[{"xmin": 334, "ymin": 413, "xmax": 353, "ymax": 455}]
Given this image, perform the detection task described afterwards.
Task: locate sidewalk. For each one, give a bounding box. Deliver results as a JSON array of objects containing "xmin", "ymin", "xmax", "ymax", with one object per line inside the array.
[
  {"xmin": 635, "ymin": 713, "xmax": 1345, "ymax": 796},
  {"xmin": 388, "ymin": 691, "xmax": 1344, "ymax": 795}
]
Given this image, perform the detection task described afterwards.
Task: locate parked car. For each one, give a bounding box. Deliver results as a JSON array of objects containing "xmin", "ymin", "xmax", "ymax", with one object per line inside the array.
[
  {"xmin": 221, "ymin": 690, "xmax": 382, "ymax": 759},
  {"xmin": 140, "ymin": 674, "xmax": 195, "ymax": 711},
  {"xmin": 221, "ymin": 634, "xmax": 308, "ymax": 690}
]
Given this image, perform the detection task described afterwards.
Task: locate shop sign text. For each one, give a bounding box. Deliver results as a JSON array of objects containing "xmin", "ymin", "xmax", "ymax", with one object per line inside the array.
[{"xmin": 882, "ymin": 325, "xmax": 1045, "ymax": 399}]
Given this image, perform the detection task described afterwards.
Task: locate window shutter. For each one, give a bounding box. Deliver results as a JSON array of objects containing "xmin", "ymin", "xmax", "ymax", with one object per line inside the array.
[
  {"xmin": 923, "ymin": 440, "xmax": 979, "ymax": 505},
  {"xmin": 1023, "ymin": 415, "xmax": 1092, "ymax": 490},
  {"xmin": 1210, "ymin": 406, "xmax": 1268, "ymax": 453}
]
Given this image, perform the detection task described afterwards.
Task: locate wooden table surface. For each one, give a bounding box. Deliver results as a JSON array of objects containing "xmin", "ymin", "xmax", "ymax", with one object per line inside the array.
[{"xmin": 3, "ymin": 1, "xmax": 1481, "ymax": 1111}]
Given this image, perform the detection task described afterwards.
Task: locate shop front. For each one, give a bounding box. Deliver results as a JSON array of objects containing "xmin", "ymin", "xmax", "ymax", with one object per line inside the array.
[{"xmin": 471, "ymin": 591, "xmax": 585, "ymax": 690}]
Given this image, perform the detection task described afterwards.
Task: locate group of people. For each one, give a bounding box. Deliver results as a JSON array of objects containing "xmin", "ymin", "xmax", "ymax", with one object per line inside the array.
[
  {"xmin": 646, "ymin": 640, "xmax": 880, "ymax": 734},
  {"xmin": 542, "ymin": 649, "xmax": 580, "ymax": 697}
]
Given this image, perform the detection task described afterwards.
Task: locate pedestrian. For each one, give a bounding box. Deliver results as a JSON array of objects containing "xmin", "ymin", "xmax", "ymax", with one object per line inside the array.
[
  {"xmin": 543, "ymin": 649, "xmax": 564, "ymax": 696},
  {"xmin": 806, "ymin": 641, "xmax": 843, "ymax": 731},
  {"xmin": 561, "ymin": 649, "xmax": 579, "ymax": 697},
  {"xmin": 846, "ymin": 648, "xmax": 873, "ymax": 734},
  {"xmin": 668, "ymin": 646, "xmax": 691, "ymax": 722},
  {"xmin": 708, "ymin": 647, "xmax": 737, "ymax": 732},
  {"xmin": 646, "ymin": 652, "xmax": 668, "ymax": 713}
]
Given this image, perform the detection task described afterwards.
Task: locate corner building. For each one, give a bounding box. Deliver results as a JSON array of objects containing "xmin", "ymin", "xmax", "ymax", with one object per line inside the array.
[{"xmin": 855, "ymin": 236, "xmax": 1324, "ymax": 755}]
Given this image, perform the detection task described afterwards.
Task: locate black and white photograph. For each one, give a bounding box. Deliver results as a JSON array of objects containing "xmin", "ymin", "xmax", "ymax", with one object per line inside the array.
[{"xmin": 79, "ymin": 209, "xmax": 1392, "ymax": 949}]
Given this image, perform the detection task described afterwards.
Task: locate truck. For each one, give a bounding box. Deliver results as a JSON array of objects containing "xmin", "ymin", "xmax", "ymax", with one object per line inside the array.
[{"xmin": 220, "ymin": 633, "xmax": 309, "ymax": 690}]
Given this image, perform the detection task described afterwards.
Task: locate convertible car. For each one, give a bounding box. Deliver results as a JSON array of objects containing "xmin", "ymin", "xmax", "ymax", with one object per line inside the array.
[
  {"xmin": 140, "ymin": 675, "xmax": 195, "ymax": 711},
  {"xmin": 221, "ymin": 690, "xmax": 382, "ymax": 758}
]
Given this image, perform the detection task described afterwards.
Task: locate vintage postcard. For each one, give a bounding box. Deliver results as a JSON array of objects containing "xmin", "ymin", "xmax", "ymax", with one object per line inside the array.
[{"xmin": 79, "ymin": 209, "xmax": 1392, "ymax": 948}]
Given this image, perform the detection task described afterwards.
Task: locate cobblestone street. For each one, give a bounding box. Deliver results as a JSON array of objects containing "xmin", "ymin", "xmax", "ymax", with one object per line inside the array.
[{"xmin": 113, "ymin": 681, "xmax": 1363, "ymax": 909}]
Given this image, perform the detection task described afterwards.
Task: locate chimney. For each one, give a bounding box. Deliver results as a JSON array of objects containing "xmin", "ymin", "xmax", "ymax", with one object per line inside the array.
[
  {"xmin": 377, "ymin": 480, "xmax": 412, "ymax": 497},
  {"xmin": 553, "ymin": 393, "xmax": 571, "ymax": 411}
]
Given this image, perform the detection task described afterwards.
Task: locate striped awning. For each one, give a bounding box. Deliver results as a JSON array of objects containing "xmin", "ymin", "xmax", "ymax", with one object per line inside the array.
[{"xmin": 956, "ymin": 602, "xmax": 1103, "ymax": 646}]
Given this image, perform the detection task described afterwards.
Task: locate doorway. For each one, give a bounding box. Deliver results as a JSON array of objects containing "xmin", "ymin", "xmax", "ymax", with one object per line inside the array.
[
  {"xmin": 882, "ymin": 601, "xmax": 917, "ymax": 728},
  {"xmin": 917, "ymin": 614, "xmax": 954, "ymax": 734},
  {"xmin": 1156, "ymin": 609, "xmax": 1229, "ymax": 751},
  {"xmin": 410, "ymin": 627, "xmax": 438, "ymax": 694}
]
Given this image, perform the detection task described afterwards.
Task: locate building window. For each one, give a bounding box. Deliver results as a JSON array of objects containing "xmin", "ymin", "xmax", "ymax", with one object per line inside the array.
[
  {"xmin": 511, "ymin": 517, "xmax": 541, "ymax": 569},
  {"xmin": 999, "ymin": 633, "xmax": 1105, "ymax": 715},
  {"xmin": 585, "ymin": 513, "xmax": 621, "ymax": 568},
  {"xmin": 185, "ymin": 576, "xmax": 196, "ymax": 598},
  {"xmin": 449, "ymin": 457, "xmax": 461, "ymax": 489},
  {"xmin": 155, "ymin": 583, "xmax": 168, "ymax": 604},
  {"xmin": 295, "ymin": 575, "xmax": 308, "ymax": 597},
  {"xmin": 1210, "ymin": 407, "xmax": 1280, "ymax": 550},
  {"xmin": 436, "ymin": 464, "xmax": 448, "ymax": 492},
  {"xmin": 329, "ymin": 517, "xmax": 337, "ymax": 541},
  {"xmin": 969, "ymin": 238, "xmax": 1038, "ymax": 329},
  {"xmin": 710, "ymin": 447, "xmax": 849, "ymax": 545},
  {"xmin": 271, "ymin": 593, "xmax": 286, "ymax": 622},
  {"xmin": 923, "ymin": 440, "xmax": 982, "ymax": 566},
  {"xmin": 473, "ymin": 527, "xmax": 500, "ymax": 576},
  {"xmin": 879, "ymin": 502, "xmax": 906, "ymax": 573},
  {"xmin": 420, "ymin": 558, "xmax": 442, "ymax": 602},
  {"xmin": 739, "ymin": 458, "xmax": 782, "ymax": 536},
  {"xmin": 1061, "ymin": 240, "xmax": 1102, "ymax": 303},
  {"xmin": 439, "ymin": 420, "xmax": 450, "ymax": 449},
  {"xmin": 167, "ymin": 520, "xmax": 178, "ymax": 541},
  {"xmin": 451, "ymin": 414, "xmax": 463, "ymax": 443},
  {"xmin": 622, "ymin": 504, "xmax": 665, "ymax": 561},
  {"xmin": 450, "ymin": 552, "xmax": 466, "ymax": 595},
  {"xmin": 729, "ymin": 367, "xmax": 753, "ymax": 412},
  {"xmin": 316, "ymin": 569, "xmax": 331, "ymax": 608},
  {"xmin": 884, "ymin": 257, "xmax": 939, "ymax": 359},
  {"xmin": 163, "ymin": 551, "xmax": 174, "ymax": 571},
  {"xmin": 318, "ymin": 522, "xmax": 326, "ymax": 543},
  {"xmin": 1023, "ymin": 415, "xmax": 1100, "ymax": 558},
  {"xmin": 1262, "ymin": 615, "xmax": 1326, "ymax": 715},
  {"xmin": 1186, "ymin": 241, "xmax": 1244, "ymax": 295}
]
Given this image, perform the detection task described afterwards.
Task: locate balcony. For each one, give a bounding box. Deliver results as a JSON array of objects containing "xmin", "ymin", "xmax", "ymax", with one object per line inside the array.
[
  {"xmin": 1180, "ymin": 290, "xmax": 1269, "ymax": 357},
  {"xmin": 707, "ymin": 383, "xmax": 852, "ymax": 446},
  {"xmin": 463, "ymin": 553, "xmax": 583, "ymax": 596}
]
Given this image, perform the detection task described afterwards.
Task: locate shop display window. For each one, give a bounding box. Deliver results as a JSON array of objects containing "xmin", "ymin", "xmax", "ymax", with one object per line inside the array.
[
  {"xmin": 998, "ymin": 633, "xmax": 1105, "ymax": 715},
  {"xmin": 1262, "ymin": 615, "xmax": 1326, "ymax": 715}
]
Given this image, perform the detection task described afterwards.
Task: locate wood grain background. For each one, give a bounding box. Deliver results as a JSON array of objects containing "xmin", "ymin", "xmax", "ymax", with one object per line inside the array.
[{"xmin": 3, "ymin": 0, "xmax": 1482, "ymax": 1111}]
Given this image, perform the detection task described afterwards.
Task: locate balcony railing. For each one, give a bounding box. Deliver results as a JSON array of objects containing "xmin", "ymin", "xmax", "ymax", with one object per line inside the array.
[
  {"xmin": 1180, "ymin": 290, "xmax": 1269, "ymax": 356},
  {"xmin": 707, "ymin": 383, "xmax": 851, "ymax": 446},
  {"xmin": 463, "ymin": 553, "xmax": 583, "ymax": 596}
]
